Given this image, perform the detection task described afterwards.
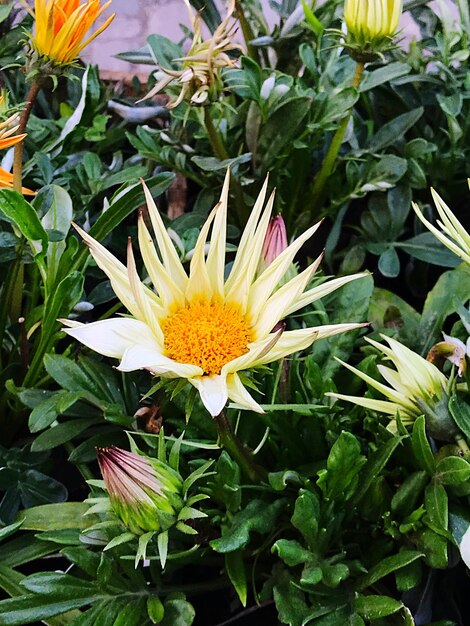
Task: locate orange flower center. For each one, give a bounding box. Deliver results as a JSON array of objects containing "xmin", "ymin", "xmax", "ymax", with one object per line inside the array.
[{"xmin": 161, "ymin": 300, "xmax": 252, "ymax": 375}]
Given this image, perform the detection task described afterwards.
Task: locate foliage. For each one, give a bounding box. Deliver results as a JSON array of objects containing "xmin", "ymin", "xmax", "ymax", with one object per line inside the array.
[{"xmin": 0, "ymin": 1, "xmax": 470, "ymax": 626}]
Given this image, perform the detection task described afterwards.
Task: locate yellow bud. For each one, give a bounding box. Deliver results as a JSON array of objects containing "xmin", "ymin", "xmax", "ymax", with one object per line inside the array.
[{"xmin": 344, "ymin": 0, "xmax": 402, "ymax": 54}]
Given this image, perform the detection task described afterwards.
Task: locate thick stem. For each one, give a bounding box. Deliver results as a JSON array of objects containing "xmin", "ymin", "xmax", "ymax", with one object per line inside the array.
[
  {"xmin": 455, "ymin": 433, "xmax": 470, "ymax": 460},
  {"xmin": 214, "ymin": 409, "xmax": 265, "ymax": 483},
  {"xmin": 308, "ymin": 62, "xmax": 365, "ymax": 217},
  {"xmin": 13, "ymin": 81, "xmax": 42, "ymax": 193}
]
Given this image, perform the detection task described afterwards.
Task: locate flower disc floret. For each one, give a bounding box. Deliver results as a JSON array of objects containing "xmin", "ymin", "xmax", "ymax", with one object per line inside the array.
[{"xmin": 162, "ymin": 300, "xmax": 252, "ymax": 375}]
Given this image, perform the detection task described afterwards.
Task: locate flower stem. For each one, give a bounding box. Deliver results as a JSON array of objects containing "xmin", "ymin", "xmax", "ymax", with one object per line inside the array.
[
  {"xmin": 13, "ymin": 80, "xmax": 42, "ymax": 193},
  {"xmin": 203, "ymin": 106, "xmax": 229, "ymax": 161},
  {"xmin": 214, "ymin": 409, "xmax": 265, "ymax": 483},
  {"xmin": 308, "ymin": 61, "xmax": 365, "ymax": 217},
  {"xmin": 203, "ymin": 106, "xmax": 249, "ymax": 224},
  {"xmin": 455, "ymin": 433, "xmax": 470, "ymax": 460}
]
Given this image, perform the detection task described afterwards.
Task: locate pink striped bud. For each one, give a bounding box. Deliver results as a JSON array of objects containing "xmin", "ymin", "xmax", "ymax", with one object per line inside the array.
[
  {"xmin": 262, "ymin": 214, "xmax": 288, "ymax": 267},
  {"xmin": 97, "ymin": 446, "xmax": 182, "ymax": 535}
]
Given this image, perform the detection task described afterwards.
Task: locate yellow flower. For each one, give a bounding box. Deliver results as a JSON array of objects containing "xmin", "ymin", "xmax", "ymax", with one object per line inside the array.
[
  {"xmin": 30, "ymin": 0, "xmax": 115, "ymax": 66},
  {"xmin": 142, "ymin": 0, "xmax": 243, "ymax": 107},
  {"xmin": 412, "ymin": 188, "xmax": 470, "ymax": 266},
  {"xmin": 327, "ymin": 335, "xmax": 452, "ymax": 432},
  {"xmin": 62, "ymin": 170, "xmax": 367, "ymax": 417},
  {"xmin": 344, "ymin": 0, "xmax": 402, "ymax": 51}
]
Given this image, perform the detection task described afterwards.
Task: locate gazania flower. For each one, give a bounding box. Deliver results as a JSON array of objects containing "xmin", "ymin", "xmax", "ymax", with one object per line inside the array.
[
  {"xmin": 0, "ymin": 168, "xmax": 35, "ymax": 195},
  {"xmin": 62, "ymin": 170, "xmax": 367, "ymax": 417},
  {"xmin": 344, "ymin": 0, "xmax": 402, "ymax": 54},
  {"xmin": 327, "ymin": 335, "xmax": 454, "ymax": 437},
  {"xmin": 29, "ymin": 0, "xmax": 115, "ymax": 66},
  {"xmin": 412, "ymin": 189, "xmax": 470, "ymax": 266},
  {"xmin": 141, "ymin": 0, "xmax": 242, "ymax": 107},
  {"xmin": 97, "ymin": 446, "xmax": 182, "ymax": 535}
]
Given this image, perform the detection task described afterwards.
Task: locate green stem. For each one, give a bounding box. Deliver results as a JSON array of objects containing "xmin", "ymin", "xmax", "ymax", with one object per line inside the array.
[
  {"xmin": 203, "ymin": 106, "xmax": 249, "ymax": 225},
  {"xmin": 13, "ymin": 80, "xmax": 42, "ymax": 193},
  {"xmin": 308, "ymin": 62, "xmax": 365, "ymax": 218},
  {"xmin": 234, "ymin": 0, "xmax": 259, "ymax": 62},
  {"xmin": 63, "ymin": 441, "xmax": 95, "ymax": 482},
  {"xmin": 214, "ymin": 409, "xmax": 265, "ymax": 483},
  {"xmin": 204, "ymin": 106, "xmax": 229, "ymax": 160},
  {"xmin": 455, "ymin": 433, "xmax": 470, "ymax": 460}
]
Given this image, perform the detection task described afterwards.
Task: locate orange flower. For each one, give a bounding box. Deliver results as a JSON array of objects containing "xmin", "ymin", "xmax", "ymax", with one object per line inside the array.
[
  {"xmin": 0, "ymin": 168, "xmax": 35, "ymax": 195},
  {"xmin": 30, "ymin": 0, "xmax": 115, "ymax": 66}
]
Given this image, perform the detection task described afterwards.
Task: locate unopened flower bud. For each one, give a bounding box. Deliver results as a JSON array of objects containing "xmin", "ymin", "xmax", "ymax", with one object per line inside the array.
[
  {"xmin": 262, "ymin": 214, "xmax": 288, "ymax": 267},
  {"xmin": 97, "ymin": 446, "xmax": 183, "ymax": 535},
  {"xmin": 343, "ymin": 0, "xmax": 402, "ymax": 60}
]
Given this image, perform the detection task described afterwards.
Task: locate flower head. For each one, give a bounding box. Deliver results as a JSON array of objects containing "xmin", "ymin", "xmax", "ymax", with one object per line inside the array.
[
  {"xmin": 29, "ymin": 0, "xmax": 115, "ymax": 67},
  {"xmin": 412, "ymin": 188, "xmax": 470, "ymax": 266},
  {"xmin": 62, "ymin": 169, "xmax": 367, "ymax": 417},
  {"xmin": 141, "ymin": 0, "xmax": 242, "ymax": 107},
  {"xmin": 97, "ymin": 446, "xmax": 182, "ymax": 535},
  {"xmin": 327, "ymin": 335, "xmax": 455, "ymax": 438},
  {"xmin": 344, "ymin": 0, "xmax": 402, "ymax": 58}
]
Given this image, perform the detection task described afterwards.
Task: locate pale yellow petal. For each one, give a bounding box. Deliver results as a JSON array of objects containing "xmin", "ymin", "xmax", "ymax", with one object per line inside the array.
[
  {"xmin": 142, "ymin": 181, "xmax": 189, "ymax": 292},
  {"xmin": 190, "ymin": 374, "xmax": 229, "ymax": 416},
  {"xmin": 225, "ymin": 190, "xmax": 275, "ymax": 311},
  {"xmin": 61, "ymin": 318, "xmax": 161, "ymax": 359},
  {"xmin": 285, "ymin": 272, "xmax": 369, "ymax": 316},
  {"xmin": 222, "ymin": 327, "xmax": 284, "ymax": 375},
  {"xmin": 225, "ymin": 176, "xmax": 270, "ymax": 292},
  {"xmin": 326, "ymin": 392, "xmax": 400, "ymax": 415},
  {"xmin": 251, "ymin": 256, "xmax": 323, "ymax": 339},
  {"xmin": 227, "ymin": 372, "xmax": 264, "ymax": 413},
  {"xmin": 119, "ymin": 345, "xmax": 203, "ymax": 378},
  {"xmin": 205, "ymin": 168, "xmax": 229, "ymax": 298},
  {"xmin": 185, "ymin": 206, "xmax": 217, "ymax": 302},
  {"xmin": 246, "ymin": 221, "xmax": 322, "ymax": 324},
  {"xmin": 138, "ymin": 214, "xmax": 185, "ymax": 311},
  {"xmin": 127, "ymin": 239, "xmax": 164, "ymax": 344}
]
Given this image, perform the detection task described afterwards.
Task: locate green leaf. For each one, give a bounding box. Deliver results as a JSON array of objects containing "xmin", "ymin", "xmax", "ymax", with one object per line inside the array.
[
  {"xmin": 14, "ymin": 502, "xmax": 94, "ymax": 531},
  {"xmin": 355, "ymin": 595, "xmax": 403, "ymax": 619},
  {"xmin": 435, "ymin": 456, "xmax": 470, "ymax": 485},
  {"xmin": 273, "ymin": 569, "xmax": 310, "ymax": 626},
  {"xmin": 391, "ymin": 471, "xmax": 428, "ymax": 517},
  {"xmin": 291, "ymin": 489, "xmax": 320, "ymax": 545},
  {"xmin": 272, "ymin": 539, "xmax": 311, "ymax": 567},
  {"xmin": 147, "ymin": 596, "xmax": 165, "ymax": 624},
  {"xmin": 360, "ymin": 62, "xmax": 411, "ymax": 91},
  {"xmin": 398, "ymin": 233, "xmax": 460, "ymax": 267},
  {"xmin": 225, "ymin": 551, "xmax": 247, "ymax": 607},
  {"xmin": 146, "ymin": 34, "xmax": 183, "ymax": 70},
  {"xmin": 38, "ymin": 185, "xmax": 73, "ymax": 282},
  {"xmin": 0, "ymin": 519, "xmax": 24, "ymax": 543},
  {"xmin": 317, "ymin": 432, "xmax": 366, "ymax": 502},
  {"xmin": 355, "ymin": 550, "xmax": 423, "ymax": 591},
  {"xmin": 412, "ymin": 416, "xmax": 436, "ymax": 474},
  {"xmin": 425, "ymin": 482, "xmax": 448, "ymax": 533},
  {"xmin": 210, "ymin": 499, "xmax": 285, "ymax": 553},
  {"xmin": 418, "ymin": 528, "xmax": 448, "ymax": 568},
  {"xmin": 31, "ymin": 418, "xmax": 96, "ymax": 452},
  {"xmin": 448, "ymin": 395, "xmax": 470, "ymax": 439},
  {"xmin": 368, "ymin": 108, "xmax": 423, "ymax": 151},
  {"xmin": 0, "ymin": 190, "xmax": 48, "ymax": 256},
  {"xmin": 160, "ymin": 594, "xmax": 195, "ymax": 626},
  {"xmin": 28, "ymin": 391, "xmax": 82, "ymax": 433},
  {"xmin": 378, "ymin": 247, "xmax": 400, "ymax": 278},
  {"xmin": 0, "ymin": 592, "xmax": 104, "ymax": 626}
]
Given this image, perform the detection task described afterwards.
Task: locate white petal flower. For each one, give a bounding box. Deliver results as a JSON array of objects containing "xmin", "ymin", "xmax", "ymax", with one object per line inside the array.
[{"xmin": 63, "ymin": 169, "xmax": 368, "ymax": 417}]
